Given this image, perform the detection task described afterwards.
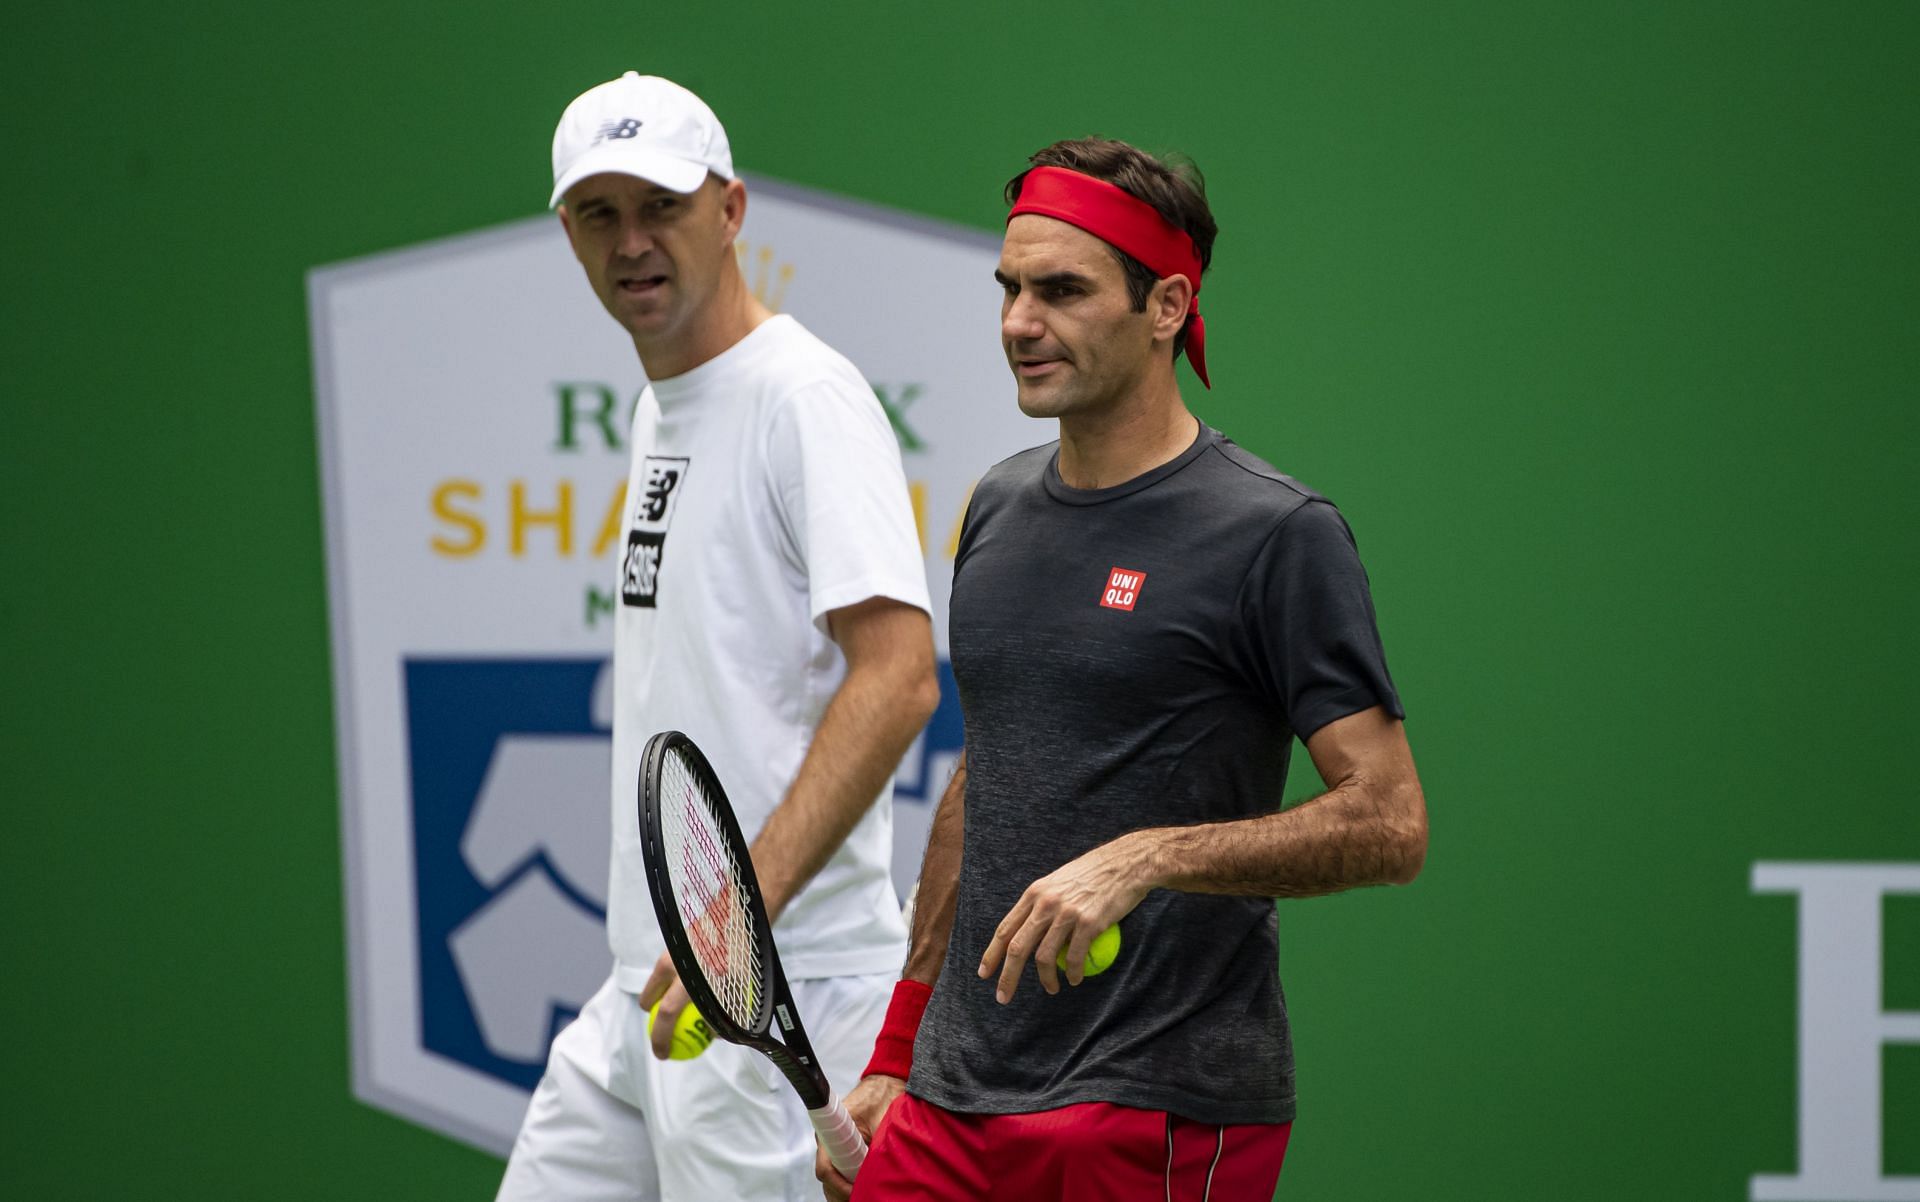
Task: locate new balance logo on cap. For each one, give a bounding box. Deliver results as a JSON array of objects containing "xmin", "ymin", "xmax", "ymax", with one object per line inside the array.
[
  {"xmin": 1100, "ymin": 567, "xmax": 1146, "ymax": 612},
  {"xmin": 550, "ymin": 73, "xmax": 735, "ymax": 207}
]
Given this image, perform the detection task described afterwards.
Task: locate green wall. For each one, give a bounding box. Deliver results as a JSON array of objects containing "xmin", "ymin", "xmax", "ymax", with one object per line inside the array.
[{"xmin": 5, "ymin": 2, "xmax": 1915, "ymax": 1198}]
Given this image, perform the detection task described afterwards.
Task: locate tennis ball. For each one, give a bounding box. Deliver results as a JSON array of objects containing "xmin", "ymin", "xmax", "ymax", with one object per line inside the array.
[
  {"xmin": 1057, "ymin": 923, "xmax": 1122, "ymax": 978},
  {"xmin": 647, "ymin": 1000, "xmax": 715, "ymax": 1060}
]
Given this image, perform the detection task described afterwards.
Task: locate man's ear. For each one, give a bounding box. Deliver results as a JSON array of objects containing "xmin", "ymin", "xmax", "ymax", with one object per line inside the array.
[
  {"xmin": 720, "ymin": 176, "xmax": 748, "ymax": 245},
  {"xmin": 1152, "ymin": 273, "xmax": 1194, "ymax": 344}
]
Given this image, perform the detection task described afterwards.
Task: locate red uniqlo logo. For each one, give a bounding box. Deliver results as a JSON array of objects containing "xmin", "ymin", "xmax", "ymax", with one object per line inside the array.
[{"xmin": 1100, "ymin": 567, "xmax": 1146, "ymax": 611}]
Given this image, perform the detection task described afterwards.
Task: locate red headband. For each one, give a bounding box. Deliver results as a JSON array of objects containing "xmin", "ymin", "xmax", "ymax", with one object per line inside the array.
[{"xmin": 1007, "ymin": 165, "xmax": 1210, "ymax": 388}]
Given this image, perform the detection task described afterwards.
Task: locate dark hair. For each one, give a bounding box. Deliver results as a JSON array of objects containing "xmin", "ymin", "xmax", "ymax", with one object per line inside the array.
[{"xmin": 1004, "ymin": 137, "xmax": 1218, "ymax": 357}]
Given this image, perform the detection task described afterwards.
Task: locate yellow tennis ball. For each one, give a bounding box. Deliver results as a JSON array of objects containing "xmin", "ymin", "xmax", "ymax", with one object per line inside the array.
[
  {"xmin": 1057, "ymin": 923, "xmax": 1122, "ymax": 977},
  {"xmin": 647, "ymin": 1000, "xmax": 715, "ymax": 1060}
]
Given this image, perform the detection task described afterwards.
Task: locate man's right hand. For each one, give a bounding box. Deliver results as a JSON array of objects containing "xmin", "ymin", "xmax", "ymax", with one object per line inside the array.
[
  {"xmin": 635, "ymin": 952, "xmax": 694, "ymax": 1061},
  {"xmin": 814, "ymin": 1073, "xmax": 906, "ymax": 1201}
]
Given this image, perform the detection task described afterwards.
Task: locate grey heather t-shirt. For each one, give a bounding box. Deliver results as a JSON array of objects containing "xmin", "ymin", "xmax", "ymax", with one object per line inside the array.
[{"xmin": 908, "ymin": 424, "xmax": 1404, "ymax": 1125}]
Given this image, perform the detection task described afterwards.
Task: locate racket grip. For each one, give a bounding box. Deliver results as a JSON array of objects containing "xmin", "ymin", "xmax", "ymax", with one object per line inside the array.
[{"xmin": 808, "ymin": 1088, "xmax": 868, "ymax": 1179}]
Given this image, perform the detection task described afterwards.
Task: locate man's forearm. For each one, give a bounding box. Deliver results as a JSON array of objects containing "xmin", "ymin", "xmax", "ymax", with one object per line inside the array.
[
  {"xmin": 1125, "ymin": 771, "xmax": 1427, "ymax": 900},
  {"xmin": 903, "ymin": 754, "xmax": 965, "ymax": 983},
  {"xmin": 750, "ymin": 649, "xmax": 937, "ymax": 922}
]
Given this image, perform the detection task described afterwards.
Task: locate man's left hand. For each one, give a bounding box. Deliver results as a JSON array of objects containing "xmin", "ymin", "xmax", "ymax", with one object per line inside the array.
[{"xmin": 977, "ymin": 833, "xmax": 1152, "ymax": 1003}]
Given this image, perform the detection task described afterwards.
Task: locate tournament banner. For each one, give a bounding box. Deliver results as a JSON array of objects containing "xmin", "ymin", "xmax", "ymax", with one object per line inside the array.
[{"xmin": 308, "ymin": 177, "xmax": 1030, "ymax": 1153}]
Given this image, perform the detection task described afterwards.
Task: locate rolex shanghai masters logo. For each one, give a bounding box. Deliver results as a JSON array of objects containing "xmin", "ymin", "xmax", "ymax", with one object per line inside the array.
[{"xmin": 310, "ymin": 176, "xmax": 1040, "ymax": 1154}]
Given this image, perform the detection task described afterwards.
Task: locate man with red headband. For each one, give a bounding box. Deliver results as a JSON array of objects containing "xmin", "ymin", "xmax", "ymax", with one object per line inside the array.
[{"xmin": 817, "ymin": 137, "xmax": 1427, "ymax": 1201}]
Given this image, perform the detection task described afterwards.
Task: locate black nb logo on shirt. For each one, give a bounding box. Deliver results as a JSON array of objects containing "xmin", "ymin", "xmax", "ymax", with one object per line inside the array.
[
  {"xmin": 641, "ymin": 467, "xmax": 681, "ymax": 521},
  {"xmin": 623, "ymin": 456, "xmax": 690, "ymax": 609}
]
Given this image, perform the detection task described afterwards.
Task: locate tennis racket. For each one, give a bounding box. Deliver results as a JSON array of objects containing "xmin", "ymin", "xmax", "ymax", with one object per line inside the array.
[{"xmin": 636, "ymin": 730, "xmax": 867, "ymax": 1178}]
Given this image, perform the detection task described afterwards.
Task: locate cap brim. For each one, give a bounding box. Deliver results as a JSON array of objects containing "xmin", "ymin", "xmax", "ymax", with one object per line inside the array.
[{"xmin": 550, "ymin": 146, "xmax": 713, "ymax": 208}]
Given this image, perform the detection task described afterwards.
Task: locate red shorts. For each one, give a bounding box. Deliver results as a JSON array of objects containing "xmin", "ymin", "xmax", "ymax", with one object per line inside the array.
[{"xmin": 850, "ymin": 1093, "xmax": 1291, "ymax": 1201}]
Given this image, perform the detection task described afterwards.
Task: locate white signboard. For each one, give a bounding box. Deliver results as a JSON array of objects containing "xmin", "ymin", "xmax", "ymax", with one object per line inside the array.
[{"xmin": 309, "ymin": 176, "xmax": 1032, "ymax": 1153}]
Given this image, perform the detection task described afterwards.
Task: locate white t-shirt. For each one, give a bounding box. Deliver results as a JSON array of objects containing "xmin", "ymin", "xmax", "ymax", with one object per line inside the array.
[{"xmin": 607, "ymin": 315, "xmax": 928, "ymax": 990}]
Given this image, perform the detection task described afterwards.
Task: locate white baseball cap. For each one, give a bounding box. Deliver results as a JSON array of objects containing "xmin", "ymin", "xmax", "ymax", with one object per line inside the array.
[{"xmin": 549, "ymin": 72, "xmax": 734, "ymax": 208}]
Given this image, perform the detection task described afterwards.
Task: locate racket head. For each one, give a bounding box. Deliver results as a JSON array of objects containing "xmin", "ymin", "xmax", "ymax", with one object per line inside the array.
[{"xmin": 637, "ymin": 730, "xmax": 779, "ymax": 1044}]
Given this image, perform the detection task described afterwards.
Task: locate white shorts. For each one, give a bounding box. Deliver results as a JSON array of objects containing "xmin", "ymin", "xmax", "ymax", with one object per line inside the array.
[{"xmin": 496, "ymin": 971, "xmax": 892, "ymax": 1202}]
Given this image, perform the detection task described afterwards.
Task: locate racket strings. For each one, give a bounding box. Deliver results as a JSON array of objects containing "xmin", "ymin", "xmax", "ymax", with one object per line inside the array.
[{"xmin": 659, "ymin": 752, "xmax": 764, "ymax": 1028}]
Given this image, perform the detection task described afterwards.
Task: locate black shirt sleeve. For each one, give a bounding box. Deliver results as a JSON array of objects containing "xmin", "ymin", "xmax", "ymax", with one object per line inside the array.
[{"xmin": 1233, "ymin": 499, "xmax": 1405, "ymax": 741}]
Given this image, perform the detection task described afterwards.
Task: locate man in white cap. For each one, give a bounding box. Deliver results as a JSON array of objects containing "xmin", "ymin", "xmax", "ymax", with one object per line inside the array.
[{"xmin": 495, "ymin": 72, "xmax": 939, "ymax": 1201}]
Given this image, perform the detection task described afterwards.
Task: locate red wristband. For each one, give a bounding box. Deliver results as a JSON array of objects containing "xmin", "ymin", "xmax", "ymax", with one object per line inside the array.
[{"xmin": 863, "ymin": 979, "xmax": 933, "ymax": 1080}]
